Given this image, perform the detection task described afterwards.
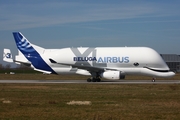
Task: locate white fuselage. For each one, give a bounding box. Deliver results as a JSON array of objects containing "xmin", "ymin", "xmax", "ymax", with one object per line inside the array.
[{"xmin": 41, "ymin": 47, "xmax": 174, "ymax": 78}]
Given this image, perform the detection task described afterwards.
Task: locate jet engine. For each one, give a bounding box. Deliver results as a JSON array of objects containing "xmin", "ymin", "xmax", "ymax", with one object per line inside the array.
[{"xmin": 100, "ymin": 71, "xmax": 125, "ymax": 80}]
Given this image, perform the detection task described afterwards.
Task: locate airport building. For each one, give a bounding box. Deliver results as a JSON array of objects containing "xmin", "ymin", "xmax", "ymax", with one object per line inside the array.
[{"xmin": 160, "ymin": 54, "xmax": 180, "ymax": 72}]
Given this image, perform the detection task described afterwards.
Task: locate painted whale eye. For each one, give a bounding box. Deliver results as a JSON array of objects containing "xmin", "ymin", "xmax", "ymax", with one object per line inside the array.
[{"xmin": 134, "ymin": 62, "xmax": 139, "ymax": 66}]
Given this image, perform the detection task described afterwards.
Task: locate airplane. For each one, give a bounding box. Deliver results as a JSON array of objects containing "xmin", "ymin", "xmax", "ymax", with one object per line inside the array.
[{"xmin": 3, "ymin": 32, "xmax": 175, "ymax": 82}]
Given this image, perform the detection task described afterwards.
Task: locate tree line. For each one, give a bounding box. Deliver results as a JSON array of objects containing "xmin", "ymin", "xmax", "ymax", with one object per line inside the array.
[
  {"xmin": 0, "ymin": 63, "xmax": 39, "ymax": 74},
  {"xmin": 0, "ymin": 63, "xmax": 31, "ymax": 69}
]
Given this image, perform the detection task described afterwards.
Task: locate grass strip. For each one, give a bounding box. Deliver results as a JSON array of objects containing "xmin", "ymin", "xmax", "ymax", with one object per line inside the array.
[{"xmin": 0, "ymin": 84, "xmax": 180, "ymax": 120}]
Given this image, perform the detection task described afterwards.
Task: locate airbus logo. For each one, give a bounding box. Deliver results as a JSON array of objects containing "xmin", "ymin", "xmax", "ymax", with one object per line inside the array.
[
  {"xmin": 73, "ymin": 56, "xmax": 129, "ymax": 63},
  {"xmin": 71, "ymin": 48, "xmax": 129, "ymax": 67},
  {"xmin": 74, "ymin": 57, "xmax": 97, "ymax": 61},
  {"xmin": 98, "ymin": 57, "xmax": 129, "ymax": 63}
]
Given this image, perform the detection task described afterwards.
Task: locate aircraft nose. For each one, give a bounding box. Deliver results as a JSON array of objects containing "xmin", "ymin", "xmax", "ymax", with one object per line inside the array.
[{"xmin": 168, "ymin": 71, "xmax": 176, "ymax": 77}]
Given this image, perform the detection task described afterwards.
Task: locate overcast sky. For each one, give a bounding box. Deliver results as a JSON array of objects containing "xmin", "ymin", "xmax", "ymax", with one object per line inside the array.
[{"xmin": 1, "ymin": 0, "xmax": 180, "ymax": 67}]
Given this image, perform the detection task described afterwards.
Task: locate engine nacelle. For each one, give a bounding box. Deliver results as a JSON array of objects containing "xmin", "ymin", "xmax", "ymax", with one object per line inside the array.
[{"xmin": 100, "ymin": 71, "xmax": 125, "ymax": 80}]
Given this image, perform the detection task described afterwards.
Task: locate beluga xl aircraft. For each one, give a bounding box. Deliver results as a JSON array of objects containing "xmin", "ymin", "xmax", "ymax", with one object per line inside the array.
[{"xmin": 3, "ymin": 32, "xmax": 175, "ymax": 82}]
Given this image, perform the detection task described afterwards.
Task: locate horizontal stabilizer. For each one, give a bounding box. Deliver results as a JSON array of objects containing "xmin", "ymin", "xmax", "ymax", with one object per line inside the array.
[
  {"xmin": 14, "ymin": 60, "xmax": 31, "ymax": 66},
  {"xmin": 15, "ymin": 50, "xmax": 31, "ymax": 65},
  {"xmin": 34, "ymin": 68, "xmax": 52, "ymax": 74}
]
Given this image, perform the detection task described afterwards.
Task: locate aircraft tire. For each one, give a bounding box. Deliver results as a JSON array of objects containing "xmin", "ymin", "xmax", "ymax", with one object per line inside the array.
[
  {"xmin": 87, "ymin": 78, "xmax": 91, "ymax": 82},
  {"xmin": 96, "ymin": 78, "xmax": 101, "ymax": 82},
  {"xmin": 92, "ymin": 78, "xmax": 97, "ymax": 82}
]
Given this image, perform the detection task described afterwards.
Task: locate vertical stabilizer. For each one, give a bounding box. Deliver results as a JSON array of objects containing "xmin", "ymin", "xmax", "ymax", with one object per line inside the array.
[
  {"xmin": 13, "ymin": 32, "xmax": 44, "ymax": 55},
  {"xmin": 12, "ymin": 32, "xmax": 56, "ymax": 74},
  {"xmin": 3, "ymin": 49, "xmax": 13, "ymax": 62}
]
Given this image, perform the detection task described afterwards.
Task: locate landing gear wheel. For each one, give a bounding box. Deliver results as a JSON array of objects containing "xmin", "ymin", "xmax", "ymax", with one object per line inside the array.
[
  {"xmin": 87, "ymin": 78, "xmax": 91, "ymax": 82},
  {"xmin": 87, "ymin": 78, "xmax": 101, "ymax": 82},
  {"xmin": 96, "ymin": 78, "xmax": 101, "ymax": 82},
  {"xmin": 152, "ymin": 78, "xmax": 156, "ymax": 82},
  {"xmin": 92, "ymin": 78, "xmax": 97, "ymax": 82}
]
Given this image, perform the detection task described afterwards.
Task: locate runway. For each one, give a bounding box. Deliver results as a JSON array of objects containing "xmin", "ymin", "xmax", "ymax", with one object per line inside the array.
[{"xmin": 0, "ymin": 80, "xmax": 180, "ymax": 84}]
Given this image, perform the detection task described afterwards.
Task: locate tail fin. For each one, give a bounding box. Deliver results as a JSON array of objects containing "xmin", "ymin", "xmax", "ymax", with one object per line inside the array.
[
  {"xmin": 13, "ymin": 32, "xmax": 44, "ymax": 55},
  {"xmin": 12, "ymin": 32, "xmax": 56, "ymax": 74},
  {"xmin": 3, "ymin": 49, "xmax": 13, "ymax": 62}
]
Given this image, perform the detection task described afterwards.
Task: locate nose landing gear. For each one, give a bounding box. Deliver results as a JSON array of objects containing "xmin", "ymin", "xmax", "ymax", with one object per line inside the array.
[{"xmin": 152, "ymin": 77, "xmax": 156, "ymax": 82}]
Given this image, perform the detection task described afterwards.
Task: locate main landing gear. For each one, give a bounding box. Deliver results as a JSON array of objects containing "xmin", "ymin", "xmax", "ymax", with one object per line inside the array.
[
  {"xmin": 87, "ymin": 72, "xmax": 101, "ymax": 82},
  {"xmin": 87, "ymin": 77, "xmax": 101, "ymax": 82}
]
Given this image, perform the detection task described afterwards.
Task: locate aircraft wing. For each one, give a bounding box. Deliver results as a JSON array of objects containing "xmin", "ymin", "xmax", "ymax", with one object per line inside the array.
[{"xmin": 49, "ymin": 58, "xmax": 118, "ymax": 73}]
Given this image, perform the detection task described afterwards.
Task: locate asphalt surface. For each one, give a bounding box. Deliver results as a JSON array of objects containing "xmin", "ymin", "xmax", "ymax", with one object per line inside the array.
[{"xmin": 0, "ymin": 80, "xmax": 180, "ymax": 84}]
